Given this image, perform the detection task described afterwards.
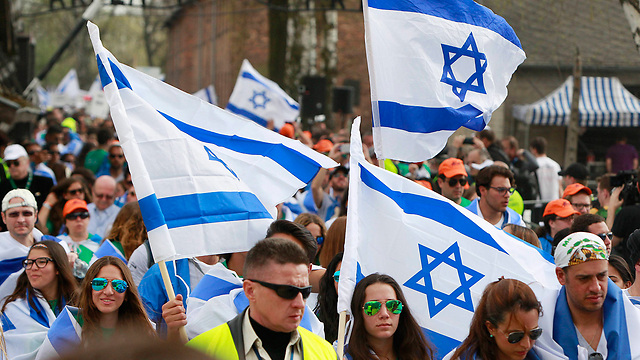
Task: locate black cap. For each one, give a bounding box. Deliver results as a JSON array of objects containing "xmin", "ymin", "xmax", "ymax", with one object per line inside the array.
[
  {"xmin": 558, "ymin": 163, "xmax": 589, "ymax": 180},
  {"xmin": 628, "ymin": 228, "xmax": 640, "ymax": 267},
  {"xmin": 329, "ymin": 166, "xmax": 349, "ymax": 178}
]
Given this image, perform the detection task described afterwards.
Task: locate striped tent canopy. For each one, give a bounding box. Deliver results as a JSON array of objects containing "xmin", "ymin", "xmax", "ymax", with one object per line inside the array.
[{"xmin": 513, "ymin": 76, "xmax": 640, "ymax": 126}]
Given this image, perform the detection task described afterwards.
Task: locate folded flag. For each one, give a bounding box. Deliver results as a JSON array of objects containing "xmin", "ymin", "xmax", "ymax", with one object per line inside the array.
[
  {"xmin": 363, "ymin": 0, "xmax": 526, "ymax": 161},
  {"xmin": 338, "ymin": 117, "xmax": 558, "ymax": 358},
  {"xmin": 35, "ymin": 306, "xmax": 82, "ymax": 360},
  {"xmin": 192, "ymin": 84, "xmax": 218, "ymax": 105},
  {"xmin": 90, "ymin": 239, "xmax": 127, "ymax": 265},
  {"xmin": 227, "ymin": 59, "xmax": 300, "ymax": 129},
  {"xmin": 88, "ymin": 22, "xmax": 336, "ymax": 262}
]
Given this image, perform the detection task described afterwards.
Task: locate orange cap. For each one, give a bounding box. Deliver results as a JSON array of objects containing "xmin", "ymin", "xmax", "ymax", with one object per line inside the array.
[
  {"xmin": 63, "ymin": 199, "xmax": 89, "ymax": 218},
  {"xmin": 543, "ymin": 199, "xmax": 580, "ymax": 218},
  {"xmin": 438, "ymin": 158, "xmax": 468, "ymax": 179},
  {"xmin": 279, "ymin": 123, "xmax": 295, "ymax": 139},
  {"xmin": 414, "ymin": 179, "xmax": 433, "ymax": 190},
  {"xmin": 313, "ymin": 139, "xmax": 334, "ymax": 153},
  {"xmin": 562, "ymin": 183, "xmax": 592, "ymax": 198}
]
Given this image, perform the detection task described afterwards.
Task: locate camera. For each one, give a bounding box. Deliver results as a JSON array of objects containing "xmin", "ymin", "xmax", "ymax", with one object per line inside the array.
[{"xmin": 611, "ymin": 170, "xmax": 640, "ymax": 205}]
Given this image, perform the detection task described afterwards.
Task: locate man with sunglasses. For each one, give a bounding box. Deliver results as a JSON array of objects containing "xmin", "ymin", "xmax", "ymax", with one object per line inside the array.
[
  {"xmin": 436, "ymin": 158, "xmax": 471, "ymax": 207},
  {"xmin": 96, "ymin": 144, "xmax": 127, "ymax": 182},
  {"xmin": 87, "ymin": 175, "xmax": 121, "ymax": 238},
  {"xmin": 466, "ymin": 165, "xmax": 525, "ymax": 228},
  {"xmin": 0, "ymin": 144, "xmax": 54, "ymax": 228},
  {"xmin": 570, "ymin": 214, "xmax": 613, "ymax": 255},
  {"xmin": 188, "ymin": 238, "xmax": 336, "ymax": 360}
]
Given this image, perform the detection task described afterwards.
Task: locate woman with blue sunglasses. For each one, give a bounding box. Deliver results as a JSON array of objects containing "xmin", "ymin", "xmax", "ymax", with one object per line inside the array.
[
  {"xmin": 450, "ymin": 278, "xmax": 543, "ymax": 360},
  {"xmin": 347, "ymin": 274, "xmax": 435, "ymax": 360},
  {"xmin": 1, "ymin": 241, "xmax": 77, "ymax": 360}
]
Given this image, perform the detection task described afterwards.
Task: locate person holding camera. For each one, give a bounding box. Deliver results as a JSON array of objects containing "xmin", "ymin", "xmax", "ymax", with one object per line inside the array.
[{"xmin": 606, "ymin": 171, "xmax": 640, "ymax": 268}]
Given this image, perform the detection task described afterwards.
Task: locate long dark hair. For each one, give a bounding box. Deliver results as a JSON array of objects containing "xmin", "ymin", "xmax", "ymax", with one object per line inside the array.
[
  {"xmin": 450, "ymin": 278, "xmax": 542, "ymax": 360},
  {"xmin": 76, "ymin": 256, "xmax": 155, "ymax": 345},
  {"xmin": 348, "ymin": 274, "xmax": 435, "ymax": 360},
  {"xmin": 2, "ymin": 241, "xmax": 77, "ymax": 314},
  {"xmin": 314, "ymin": 252, "xmax": 342, "ymax": 343}
]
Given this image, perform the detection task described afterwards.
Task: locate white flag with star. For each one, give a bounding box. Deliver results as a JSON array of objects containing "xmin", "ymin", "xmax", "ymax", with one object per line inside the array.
[
  {"xmin": 226, "ymin": 59, "xmax": 299, "ymax": 129},
  {"xmin": 364, "ymin": 0, "xmax": 526, "ymax": 162},
  {"xmin": 338, "ymin": 117, "xmax": 559, "ymax": 358}
]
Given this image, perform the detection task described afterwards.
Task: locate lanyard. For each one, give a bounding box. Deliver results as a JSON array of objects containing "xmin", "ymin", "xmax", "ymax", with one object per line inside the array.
[{"xmin": 9, "ymin": 172, "xmax": 32, "ymax": 190}]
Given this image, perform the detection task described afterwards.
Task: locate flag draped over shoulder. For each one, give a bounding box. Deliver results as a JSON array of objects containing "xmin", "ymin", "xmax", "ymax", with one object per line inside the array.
[
  {"xmin": 363, "ymin": 0, "xmax": 526, "ymax": 162},
  {"xmin": 338, "ymin": 117, "xmax": 559, "ymax": 358},
  {"xmin": 227, "ymin": 59, "xmax": 300, "ymax": 129},
  {"xmin": 88, "ymin": 22, "xmax": 336, "ymax": 262}
]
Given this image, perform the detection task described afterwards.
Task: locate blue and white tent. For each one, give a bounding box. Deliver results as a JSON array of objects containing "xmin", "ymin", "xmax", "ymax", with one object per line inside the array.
[{"xmin": 513, "ymin": 76, "xmax": 640, "ymax": 127}]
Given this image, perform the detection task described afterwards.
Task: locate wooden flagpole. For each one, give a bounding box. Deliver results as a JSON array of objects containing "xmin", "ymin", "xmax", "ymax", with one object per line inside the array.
[
  {"xmin": 158, "ymin": 260, "xmax": 189, "ymax": 343},
  {"xmin": 337, "ymin": 310, "xmax": 348, "ymax": 359}
]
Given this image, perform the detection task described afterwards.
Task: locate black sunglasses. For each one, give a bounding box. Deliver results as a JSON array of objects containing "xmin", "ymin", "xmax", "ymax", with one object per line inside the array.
[
  {"xmin": 499, "ymin": 327, "xmax": 543, "ymax": 344},
  {"xmin": 596, "ymin": 232, "xmax": 612, "ymax": 242},
  {"xmin": 66, "ymin": 211, "xmax": 90, "ymax": 220},
  {"xmin": 66, "ymin": 188, "xmax": 83, "ymax": 196},
  {"xmin": 109, "ymin": 154, "xmax": 124, "ymax": 159},
  {"xmin": 447, "ymin": 177, "xmax": 468, "ymax": 187},
  {"xmin": 5, "ymin": 160, "xmax": 20, "ymax": 167},
  {"xmin": 247, "ymin": 279, "xmax": 312, "ymax": 300}
]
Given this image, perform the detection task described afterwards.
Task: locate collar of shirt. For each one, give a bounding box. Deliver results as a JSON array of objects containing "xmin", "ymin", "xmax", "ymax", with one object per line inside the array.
[{"xmin": 242, "ymin": 309, "xmax": 302, "ymax": 360}]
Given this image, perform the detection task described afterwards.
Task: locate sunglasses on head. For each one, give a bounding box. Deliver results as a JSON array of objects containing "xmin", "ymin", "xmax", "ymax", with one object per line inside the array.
[
  {"xmin": 91, "ymin": 278, "xmax": 128, "ymax": 293},
  {"xmin": 499, "ymin": 327, "xmax": 543, "ymax": 344},
  {"xmin": 5, "ymin": 160, "xmax": 20, "ymax": 167},
  {"xmin": 363, "ymin": 299, "xmax": 403, "ymax": 316},
  {"xmin": 66, "ymin": 211, "xmax": 89, "ymax": 220},
  {"xmin": 247, "ymin": 279, "xmax": 312, "ymax": 300},
  {"xmin": 333, "ymin": 270, "xmax": 340, "ymax": 282},
  {"xmin": 23, "ymin": 257, "xmax": 54, "ymax": 270},
  {"xmin": 447, "ymin": 177, "xmax": 468, "ymax": 187}
]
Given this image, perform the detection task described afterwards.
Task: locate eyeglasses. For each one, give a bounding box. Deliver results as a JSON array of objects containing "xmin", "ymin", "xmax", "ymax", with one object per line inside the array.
[
  {"xmin": 6, "ymin": 210, "xmax": 34, "ymax": 218},
  {"xmin": 596, "ymin": 232, "xmax": 612, "ymax": 241},
  {"xmin": 94, "ymin": 193, "xmax": 114, "ymax": 200},
  {"xmin": 588, "ymin": 353, "xmax": 603, "ymax": 360},
  {"xmin": 27, "ymin": 151, "xmax": 37, "ymax": 156},
  {"xmin": 490, "ymin": 186, "xmax": 516, "ymax": 195},
  {"xmin": 23, "ymin": 257, "xmax": 54, "ymax": 270},
  {"xmin": 5, "ymin": 160, "xmax": 20, "ymax": 167},
  {"xmin": 91, "ymin": 278, "xmax": 129, "ymax": 293},
  {"xmin": 247, "ymin": 279, "xmax": 312, "ymax": 300},
  {"xmin": 48, "ymin": 151, "xmax": 60, "ymax": 156},
  {"xmin": 333, "ymin": 270, "xmax": 340, "ymax": 282},
  {"xmin": 363, "ymin": 299, "xmax": 403, "ymax": 316},
  {"xmin": 497, "ymin": 327, "xmax": 543, "ymax": 344},
  {"xmin": 66, "ymin": 211, "xmax": 89, "ymax": 220},
  {"xmin": 316, "ymin": 236, "xmax": 324, "ymax": 245},
  {"xmin": 447, "ymin": 178, "xmax": 468, "ymax": 187},
  {"xmin": 109, "ymin": 154, "xmax": 124, "ymax": 159},
  {"xmin": 332, "ymin": 172, "xmax": 347, "ymax": 178},
  {"xmin": 571, "ymin": 203, "xmax": 592, "ymax": 210},
  {"xmin": 66, "ymin": 188, "xmax": 83, "ymax": 196}
]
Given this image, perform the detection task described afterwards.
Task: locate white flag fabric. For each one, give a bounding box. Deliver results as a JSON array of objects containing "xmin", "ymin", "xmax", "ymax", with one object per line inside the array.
[
  {"xmin": 192, "ymin": 85, "xmax": 218, "ymax": 106},
  {"xmin": 227, "ymin": 59, "xmax": 299, "ymax": 129},
  {"xmin": 338, "ymin": 117, "xmax": 559, "ymax": 358},
  {"xmin": 35, "ymin": 84, "xmax": 50, "ymax": 110},
  {"xmin": 363, "ymin": 0, "xmax": 526, "ymax": 162},
  {"xmin": 51, "ymin": 69, "xmax": 81, "ymax": 108},
  {"xmin": 88, "ymin": 23, "xmax": 336, "ymax": 262}
]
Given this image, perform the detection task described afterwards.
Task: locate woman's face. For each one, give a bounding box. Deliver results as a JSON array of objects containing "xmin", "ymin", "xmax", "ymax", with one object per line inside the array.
[
  {"xmin": 306, "ymin": 223, "xmax": 323, "ymax": 255},
  {"xmin": 362, "ymin": 282, "xmax": 400, "ymax": 343},
  {"xmin": 333, "ymin": 261, "xmax": 342, "ymax": 294},
  {"xmin": 63, "ymin": 182, "xmax": 85, "ymax": 201},
  {"xmin": 486, "ymin": 309, "xmax": 540, "ymax": 360},
  {"xmin": 26, "ymin": 248, "xmax": 58, "ymax": 295},
  {"xmin": 92, "ymin": 265, "xmax": 126, "ymax": 315},
  {"xmin": 65, "ymin": 211, "xmax": 90, "ymax": 238},
  {"xmin": 608, "ymin": 264, "xmax": 630, "ymax": 289}
]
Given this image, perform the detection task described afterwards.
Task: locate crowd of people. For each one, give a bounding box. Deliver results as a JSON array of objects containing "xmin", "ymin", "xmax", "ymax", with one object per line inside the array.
[{"xmin": 0, "ymin": 106, "xmax": 637, "ymax": 360}]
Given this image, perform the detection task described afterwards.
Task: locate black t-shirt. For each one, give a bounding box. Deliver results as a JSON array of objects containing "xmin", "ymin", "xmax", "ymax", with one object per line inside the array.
[
  {"xmin": 249, "ymin": 315, "xmax": 292, "ymax": 360},
  {"xmin": 611, "ymin": 204, "xmax": 640, "ymax": 266},
  {"xmin": 0, "ymin": 173, "xmax": 54, "ymax": 231}
]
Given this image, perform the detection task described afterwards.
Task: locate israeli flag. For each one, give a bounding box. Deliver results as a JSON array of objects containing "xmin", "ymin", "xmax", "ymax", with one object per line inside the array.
[
  {"xmin": 192, "ymin": 85, "xmax": 218, "ymax": 106},
  {"xmin": 35, "ymin": 84, "xmax": 50, "ymax": 110},
  {"xmin": 35, "ymin": 306, "xmax": 82, "ymax": 360},
  {"xmin": 364, "ymin": 0, "xmax": 526, "ymax": 162},
  {"xmin": 90, "ymin": 239, "xmax": 127, "ymax": 265},
  {"xmin": 51, "ymin": 69, "xmax": 81, "ymax": 108},
  {"xmin": 338, "ymin": 117, "xmax": 559, "ymax": 358},
  {"xmin": 88, "ymin": 23, "xmax": 336, "ymax": 262},
  {"xmin": 227, "ymin": 59, "xmax": 299, "ymax": 129}
]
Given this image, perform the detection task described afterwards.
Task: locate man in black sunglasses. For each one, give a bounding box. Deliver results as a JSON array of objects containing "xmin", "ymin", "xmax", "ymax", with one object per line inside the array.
[
  {"xmin": 188, "ymin": 238, "xmax": 336, "ymax": 359},
  {"xmin": 570, "ymin": 214, "xmax": 612, "ymax": 256},
  {"xmin": 436, "ymin": 158, "xmax": 471, "ymax": 207}
]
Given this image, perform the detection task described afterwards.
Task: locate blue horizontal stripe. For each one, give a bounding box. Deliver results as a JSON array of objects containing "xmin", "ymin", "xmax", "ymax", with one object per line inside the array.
[
  {"xmin": 226, "ymin": 103, "xmax": 268, "ymax": 127},
  {"xmin": 191, "ymin": 275, "xmax": 242, "ymax": 301},
  {"xmin": 368, "ymin": 0, "xmax": 522, "ymax": 49},
  {"xmin": 241, "ymin": 72, "xmax": 299, "ymax": 110},
  {"xmin": 158, "ymin": 111, "xmax": 322, "ymax": 184},
  {"xmin": 378, "ymin": 101, "xmax": 483, "ymax": 134},
  {"xmin": 139, "ymin": 191, "xmax": 272, "ymax": 232},
  {"xmin": 96, "ymin": 55, "xmax": 112, "ymax": 88},
  {"xmin": 359, "ymin": 164, "xmax": 507, "ymax": 254},
  {"xmin": 138, "ymin": 193, "xmax": 167, "ymax": 232},
  {"xmin": 0, "ymin": 257, "xmax": 26, "ymax": 285}
]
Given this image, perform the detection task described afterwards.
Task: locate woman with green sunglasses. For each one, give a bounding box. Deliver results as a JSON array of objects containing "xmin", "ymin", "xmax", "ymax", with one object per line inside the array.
[
  {"xmin": 450, "ymin": 278, "xmax": 543, "ymax": 360},
  {"xmin": 347, "ymin": 274, "xmax": 435, "ymax": 360}
]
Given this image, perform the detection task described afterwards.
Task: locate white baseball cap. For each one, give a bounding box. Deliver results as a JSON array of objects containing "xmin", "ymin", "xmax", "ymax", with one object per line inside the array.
[
  {"xmin": 3, "ymin": 144, "xmax": 28, "ymax": 161},
  {"xmin": 2, "ymin": 189, "xmax": 37, "ymax": 212}
]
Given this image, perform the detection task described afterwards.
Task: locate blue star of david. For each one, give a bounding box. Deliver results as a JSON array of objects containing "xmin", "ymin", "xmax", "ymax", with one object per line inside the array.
[
  {"xmin": 249, "ymin": 90, "xmax": 270, "ymax": 109},
  {"xmin": 404, "ymin": 242, "xmax": 484, "ymax": 318},
  {"xmin": 440, "ymin": 32, "xmax": 487, "ymax": 102}
]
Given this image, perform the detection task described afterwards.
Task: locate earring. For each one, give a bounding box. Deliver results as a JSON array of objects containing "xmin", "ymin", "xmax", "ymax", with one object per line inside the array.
[{"xmin": 489, "ymin": 334, "xmax": 494, "ymax": 338}]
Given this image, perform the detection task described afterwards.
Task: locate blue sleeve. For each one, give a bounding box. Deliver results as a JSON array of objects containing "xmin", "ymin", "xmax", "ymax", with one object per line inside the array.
[{"xmin": 138, "ymin": 264, "xmax": 169, "ymax": 323}]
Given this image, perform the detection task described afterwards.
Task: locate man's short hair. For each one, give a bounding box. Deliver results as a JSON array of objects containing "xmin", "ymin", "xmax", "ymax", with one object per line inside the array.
[
  {"xmin": 474, "ymin": 165, "xmax": 515, "ymax": 197},
  {"xmin": 502, "ymin": 136, "xmax": 518, "ymax": 150},
  {"xmin": 597, "ymin": 174, "xmax": 612, "ymax": 193},
  {"xmin": 243, "ymin": 238, "xmax": 309, "ymax": 279},
  {"xmin": 476, "ymin": 129, "xmax": 495, "ymax": 143},
  {"xmin": 97, "ymin": 128, "xmax": 114, "ymax": 146},
  {"xmin": 46, "ymin": 124, "xmax": 63, "ymax": 137},
  {"xmin": 529, "ymin": 137, "xmax": 547, "ymax": 154},
  {"xmin": 266, "ymin": 220, "xmax": 317, "ymax": 264},
  {"xmin": 570, "ymin": 214, "xmax": 605, "ymax": 233}
]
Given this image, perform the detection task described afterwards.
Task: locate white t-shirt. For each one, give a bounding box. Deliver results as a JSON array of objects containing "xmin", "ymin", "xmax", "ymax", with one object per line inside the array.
[{"xmin": 536, "ymin": 156, "xmax": 562, "ymax": 201}]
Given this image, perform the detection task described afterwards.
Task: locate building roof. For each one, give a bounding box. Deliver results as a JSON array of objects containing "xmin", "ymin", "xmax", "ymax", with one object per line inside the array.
[{"xmin": 482, "ymin": 0, "xmax": 640, "ymax": 69}]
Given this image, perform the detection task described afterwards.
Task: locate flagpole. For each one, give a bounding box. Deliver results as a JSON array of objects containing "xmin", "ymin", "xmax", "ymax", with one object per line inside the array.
[
  {"xmin": 337, "ymin": 310, "xmax": 347, "ymax": 359},
  {"xmin": 158, "ymin": 260, "xmax": 189, "ymax": 343}
]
